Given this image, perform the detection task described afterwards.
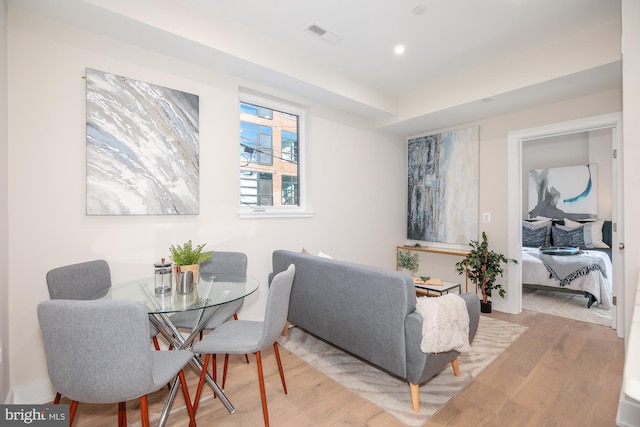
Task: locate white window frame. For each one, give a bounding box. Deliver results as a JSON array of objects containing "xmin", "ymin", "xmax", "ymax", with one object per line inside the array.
[{"xmin": 238, "ymin": 90, "xmax": 313, "ymax": 219}]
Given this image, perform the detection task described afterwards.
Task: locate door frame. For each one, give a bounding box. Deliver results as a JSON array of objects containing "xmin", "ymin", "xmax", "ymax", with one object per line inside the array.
[{"xmin": 505, "ymin": 112, "xmax": 623, "ymax": 336}]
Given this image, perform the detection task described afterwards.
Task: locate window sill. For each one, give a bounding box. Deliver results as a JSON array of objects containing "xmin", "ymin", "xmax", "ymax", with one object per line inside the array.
[{"xmin": 238, "ymin": 209, "xmax": 315, "ymax": 219}]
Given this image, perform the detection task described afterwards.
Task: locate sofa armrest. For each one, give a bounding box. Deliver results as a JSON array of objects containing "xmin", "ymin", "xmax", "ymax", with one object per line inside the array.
[
  {"xmin": 405, "ymin": 292, "xmax": 480, "ymax": 384},
  {"xmin": 460, "ymin": 293, "xmax": 480, "ymax": 343}
]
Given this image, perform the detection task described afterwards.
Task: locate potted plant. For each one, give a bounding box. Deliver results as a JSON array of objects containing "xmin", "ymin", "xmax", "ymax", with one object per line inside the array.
[
  {"xmin": 455, "ymin": 232, "xmax": 517, "ymax": 313},
  {"xmin": 397, "ymin": 250, "xmax": 420, "ymax": 275},
  {"xmin": 169, "ymin": 240, "xmax": 212, "ymax": 284}
]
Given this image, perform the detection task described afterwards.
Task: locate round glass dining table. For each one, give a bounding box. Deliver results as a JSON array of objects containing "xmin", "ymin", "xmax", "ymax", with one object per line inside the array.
[
  {"xmin": 94, "ymin": 272, "xmax": 259, "ymax": 315},
  {"xmin": 93, "ymin": 272, "xmax": 259, "ymax": 424}
]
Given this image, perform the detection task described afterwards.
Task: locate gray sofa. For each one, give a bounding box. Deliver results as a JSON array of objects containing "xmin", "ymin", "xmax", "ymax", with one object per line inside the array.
[{"xmin": 270, "ymin": 250, "xmax": 480, "ymax": 412}]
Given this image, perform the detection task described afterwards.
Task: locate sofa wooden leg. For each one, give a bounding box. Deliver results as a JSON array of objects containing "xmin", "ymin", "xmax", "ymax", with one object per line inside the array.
[
  {"xmin": 409, "ymin": 382, "xmax": 420, "ymax": 413},
  {"xmin": 451, "ymin": 358, "xmax": 461, "ymax": 376},
  {"xmin": 281, "ymin": 320, "xmax": 290, "ymax": 336}
]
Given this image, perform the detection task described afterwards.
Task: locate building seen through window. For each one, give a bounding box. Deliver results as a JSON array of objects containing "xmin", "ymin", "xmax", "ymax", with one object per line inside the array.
[{"xmin": 240, "ymin": 101, "xmax": 299, "ymax": 207}]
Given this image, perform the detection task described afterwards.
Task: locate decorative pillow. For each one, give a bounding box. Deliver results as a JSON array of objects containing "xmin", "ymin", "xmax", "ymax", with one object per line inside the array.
[
  {"xmin": 522, "ymin": 219, "xmax": 552, "ymax": 246},
  {"xmin": 317, "ymin": 251, "xmax": 333, "ymax": 259},
  {"xmin": 563, "ymin": 218, "xmax": 609, "ymax": 248},
  {"xmin": 522, "ymin": 225, "xmax": 547, "ymax": 247},
  {"xmin": 551, "ymin": 226, "xmax": 586, "ymax": 248}
]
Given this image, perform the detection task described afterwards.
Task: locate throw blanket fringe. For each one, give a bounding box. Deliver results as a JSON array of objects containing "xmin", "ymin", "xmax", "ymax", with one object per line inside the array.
[
  {"xmin": 415, "ymin": 294, "xmax": 470, "ymax": 354},
  {"xmin": 530, "ymin": 252, "xmax": 607, "ymax": 287}
]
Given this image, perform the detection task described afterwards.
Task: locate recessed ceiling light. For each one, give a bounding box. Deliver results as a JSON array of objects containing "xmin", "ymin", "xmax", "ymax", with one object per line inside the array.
[
  {"xmin": 394, "ymin": 45, "xmax": 406, "ymax": 55},
  {"xmin": 413, "ymin": 5, "xmax": 426, "ymax": 15},
  {"xmin": 481, "ymin": 97, "xmax": 493, "ymax": 103}
]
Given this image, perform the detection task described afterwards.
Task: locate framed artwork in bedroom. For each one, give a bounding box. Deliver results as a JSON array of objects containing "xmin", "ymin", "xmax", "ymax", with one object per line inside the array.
[{"xmin": 528, "ymin": 164, "xmax": 598, "ymax": 220}]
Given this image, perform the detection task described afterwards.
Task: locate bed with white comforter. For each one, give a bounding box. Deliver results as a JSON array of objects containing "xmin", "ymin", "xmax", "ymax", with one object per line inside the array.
[{"xmin": 522, "ymin": 247, "xmax": 612, "ymax": 309}]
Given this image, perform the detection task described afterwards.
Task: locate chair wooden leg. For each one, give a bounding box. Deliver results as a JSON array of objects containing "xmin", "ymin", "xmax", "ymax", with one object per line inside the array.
[
  {"xmin": 139, "ymin": 396, "xmax": 149, "ymax": 427},
  {"xmin": 222, "ymin": 354, "xmax": 229, "ymax": 388},
  {"xmin": 152, "ymin": 336, "xmax": 161, "ymax": 351},
  {"xmin": 409, "ymin": 383, "xmax": 420, "ymax": 413},
  {"xmin": 118, "ymin": 402, "xmax": 127, "ymax": 427},
  {"xmin": 255, "ymin": 351, "xmax": 270, "ymax": 427},
  {"xmin": 53, "ymin": 392, "xmax": 61, "ymax": 404},
  {"xmin": 178, "ymin": 370, "xmax": 197, "ymax": 427},
  {"xmin": 451, "ymin": 357, "xmax": 461, "ymax": 376},
  {"xmin": 69, "ymin": 401, "xmax": 79, "ymax": 426},
  {"xmin": 273, "ymin": 342, "xmax": 287, "ymax": 394},
  {"xmin": 193, "ymin": 354, "xmax": 211, "ymax": 414}
]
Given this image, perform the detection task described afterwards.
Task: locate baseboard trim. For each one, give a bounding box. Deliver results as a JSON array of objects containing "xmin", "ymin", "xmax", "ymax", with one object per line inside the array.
[{"xmin": 11, "ymin": 378, "xmax": 55, "ymax": 404}]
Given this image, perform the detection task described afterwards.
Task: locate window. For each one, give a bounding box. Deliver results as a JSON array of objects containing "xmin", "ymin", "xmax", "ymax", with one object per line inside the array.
[
  {"xmin": 239, "ymin": 92, "xmax": 312, "ymax": 218},
  {"xmin": 281, "ymin": 130, "xmax": 298, "ymax": 163},
  {"xmin": 281, "ymin": 175, "xmax": 298, "ymax": 205},
  {"xmin": 240, "ymin": 171, "xmax": 273, "ymax": 206},
  {"xmin": 240, "ymin": 122, "xmax": 272, "ymax": 166}
]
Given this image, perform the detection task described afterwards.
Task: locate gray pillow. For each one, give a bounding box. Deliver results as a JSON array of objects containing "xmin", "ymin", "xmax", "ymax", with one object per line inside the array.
[
  {"xmin": 522, "ymin": 226, "xmax": 547, "ymax": 247},
  {"xmin": 522, "ymin": 219, "xmax": 552, "ymax": 247},
  {"xmin": 551, "ymin": 226, "xmax": 585, "ymax": 248}
]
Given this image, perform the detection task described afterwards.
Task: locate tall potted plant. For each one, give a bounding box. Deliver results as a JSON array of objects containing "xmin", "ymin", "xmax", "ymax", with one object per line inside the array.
[
  {"xmin": 169, "ymin": 240, "xmax": 212, "ymax": 284},
  {"xmin": 455, "ymin": 232, "xmax": 517, "ymax": 313}
]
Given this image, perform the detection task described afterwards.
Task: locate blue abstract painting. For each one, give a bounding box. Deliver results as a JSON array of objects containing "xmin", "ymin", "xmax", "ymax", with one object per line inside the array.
[
  {"xmin": 528, "ymin": 164, "xmax": 598, "ymax": 220},
  {"xmin": 86, "ymin": 69, "xmax": 199, "ymax": 215},
  {"xmin": 407, "ymin": 127, "xmax": 479, "ymax": 245}
]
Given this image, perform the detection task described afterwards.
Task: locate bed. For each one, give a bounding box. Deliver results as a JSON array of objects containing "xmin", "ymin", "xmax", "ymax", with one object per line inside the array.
[
  {"xmin": 521, "ymin": 218, "xmax": 613, "ymax": 309},
  {"xmin": 522, "ymin": 247, "xmax": 612, "ymax": 309}
]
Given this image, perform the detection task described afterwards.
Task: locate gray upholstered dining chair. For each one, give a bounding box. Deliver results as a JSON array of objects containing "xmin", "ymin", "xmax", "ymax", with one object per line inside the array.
[
  {"xmin": 37, "ymin": 299, "xmax": 196, "ymax": 427},
  {"xmin": 170, "ymin": 251, "xmax": 248, "ymax": 333},
  {"xmin": 45, "ymin": 260, "xmax": 162, "ymax": 404},
  {"xmin": 192, "ymin": 263, "xmax": 296, "ymax": 427},
  {"xmin": 169, "ymin": 251, "xmax": 249, "ymax": 384}
]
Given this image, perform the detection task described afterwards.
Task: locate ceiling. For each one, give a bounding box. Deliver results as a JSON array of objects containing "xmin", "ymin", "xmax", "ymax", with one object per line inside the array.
[{"xmin": 11, "ymin": 0, "xmax": 623, "ymax": 135}]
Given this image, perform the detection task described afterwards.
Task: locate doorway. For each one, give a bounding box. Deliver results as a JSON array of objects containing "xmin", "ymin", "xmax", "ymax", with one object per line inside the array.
[{"xmin": 506, "ymin": 112, "xmax": 624, "ymax": 337}]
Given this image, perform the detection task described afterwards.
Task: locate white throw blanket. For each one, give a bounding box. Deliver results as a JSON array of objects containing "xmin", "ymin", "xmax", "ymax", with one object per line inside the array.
[{"xmin": 415, "ymin": 294, "xmax": 470, "ymax": 354}]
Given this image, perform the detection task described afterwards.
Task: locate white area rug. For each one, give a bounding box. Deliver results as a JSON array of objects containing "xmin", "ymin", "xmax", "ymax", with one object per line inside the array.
[
  {"xmin": 522, "ymin": 287, "xmax": 612, "ymax": 327},
  {"xmin": 279, "ymin": 316, "xmax": 527, "ymax": 426}
]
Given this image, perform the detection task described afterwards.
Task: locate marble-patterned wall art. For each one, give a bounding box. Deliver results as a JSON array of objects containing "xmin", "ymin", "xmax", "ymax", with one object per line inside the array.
[
  {"xmin": 407, "ymin": 126, "xmax": 479, "ymax": 245},
  {"xmin": 528, "ymin": 164, "xmax": 598, "ymax": 220},
  {"xmin": 86, "ymin": 68, "xmax": 199, "ymax": 215}
]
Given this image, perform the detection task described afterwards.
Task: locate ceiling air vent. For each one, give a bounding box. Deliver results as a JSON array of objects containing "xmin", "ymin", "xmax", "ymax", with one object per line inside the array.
[{"xmin": 305, "ymin": 23, "xmax": 343, "ymax": 45}]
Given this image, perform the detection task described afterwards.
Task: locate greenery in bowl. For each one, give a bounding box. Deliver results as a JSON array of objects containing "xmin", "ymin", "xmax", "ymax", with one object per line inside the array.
[
  {"xmin": 168, "ymin": 240, "xmax": 212, "ymax": 266},
  {"xmin": 397, "ymin": 250, "xmax": 419, "ymax": 274}
]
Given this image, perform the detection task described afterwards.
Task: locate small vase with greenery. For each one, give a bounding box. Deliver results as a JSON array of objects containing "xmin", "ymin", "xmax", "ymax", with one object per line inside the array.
[
  {"xmin": 169, "ymin": 240, "xmax": 212, "ymax": 284},
  {"xmin": 455, "ymin": 232, "xmax": 517, "ymax": 313},
  {"xmin": 397, "ymin": 250, "xmax": 420, "ymax": 275}
]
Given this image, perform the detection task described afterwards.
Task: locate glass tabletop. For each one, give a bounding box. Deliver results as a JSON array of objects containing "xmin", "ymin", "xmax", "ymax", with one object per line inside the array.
[{"xmin": 93, "ymin": 273, "xmax": 260, "ymax": 314}]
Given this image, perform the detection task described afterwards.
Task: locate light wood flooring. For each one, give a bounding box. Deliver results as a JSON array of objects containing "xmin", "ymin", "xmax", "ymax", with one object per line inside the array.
[{"xmin": 65, "ymin": 309, "xmax": 624, "ymax": 426}]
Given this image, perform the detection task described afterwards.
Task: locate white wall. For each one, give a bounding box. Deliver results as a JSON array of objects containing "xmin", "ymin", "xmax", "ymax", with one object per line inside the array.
[
  {"xmin": 617, "ymin": 2, "xmax": 640, "ymax": 423},
  {"xmin": 623, "ymin": 0, "xmax": 640, "ymax": 344},
  {"xmin": 391, "ymin": 92, "xmax": 622, "ymax": 315},
  {"xmin": 458, "ymin": 90, "xmax": 621, "ymax": 314},
  {"xmin": 4, "ymin": 4, "xmax": 630, "ymax": 404},
  {"xmin": 6, "ymin": 8, "xmax": 406, "ymax": 402},
  {"xmin": 0, "ymin": 0, "xmax": 9, "ymax": 405}
]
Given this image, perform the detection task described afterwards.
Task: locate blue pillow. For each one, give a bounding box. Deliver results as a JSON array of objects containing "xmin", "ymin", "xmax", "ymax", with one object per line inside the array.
[
  {"xmin": 551, "ymin": 226, "xmax": 585, "ymax": 248},
  {"xmin": 522, "ymin": 226, "xmax": 547, "ymax": 247},
  {"xmin": 522, "ymin": 219, "xmax": 552, "ymax": 246}
]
